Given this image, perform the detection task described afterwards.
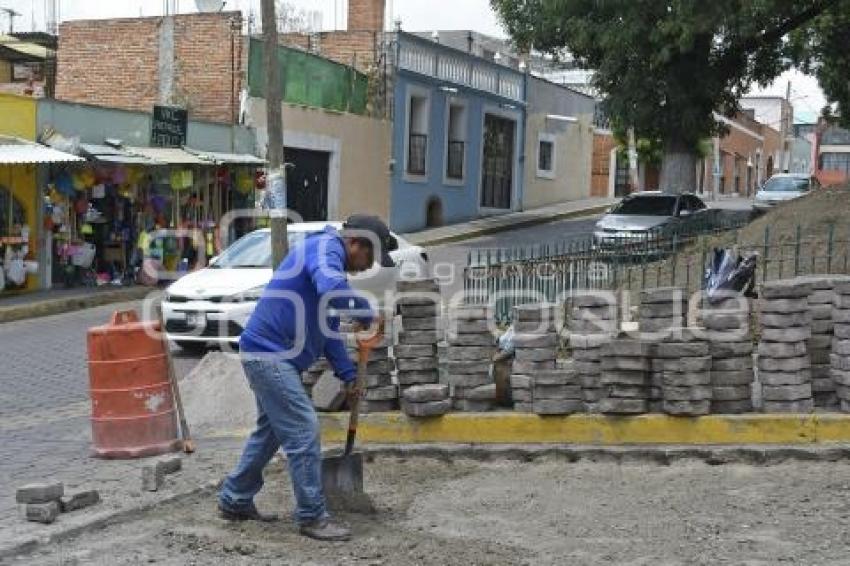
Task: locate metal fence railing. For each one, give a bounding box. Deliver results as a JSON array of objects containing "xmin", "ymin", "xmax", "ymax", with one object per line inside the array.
[{"xmin": 463, "ymin": 220, "xmax": 850, "ymax": 324}]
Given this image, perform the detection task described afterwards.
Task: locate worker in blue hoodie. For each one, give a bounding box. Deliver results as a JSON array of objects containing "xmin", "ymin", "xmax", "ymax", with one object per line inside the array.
[{"xmin": 218, "ymin": 215, "xmax": 396, "ymax": 542}]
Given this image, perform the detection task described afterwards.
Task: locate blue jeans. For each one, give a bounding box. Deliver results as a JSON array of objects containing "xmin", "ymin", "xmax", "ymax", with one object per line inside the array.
[{"xmin": 219, "ymin": 358, "xmax": 327, "ymax": 524}]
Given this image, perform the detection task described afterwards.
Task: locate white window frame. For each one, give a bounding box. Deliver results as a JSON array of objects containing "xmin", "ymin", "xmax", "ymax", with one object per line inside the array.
[
  {"xmin": 536, "ymin": 133, "xmax": 557, "ymax": 180},
  {"xmin": 403, "ymin": 84, "xmax": 431, "ymax": 183},
  {"xmin": 443, "ymin": 96, "xmax": 468, "ymax": 186}
]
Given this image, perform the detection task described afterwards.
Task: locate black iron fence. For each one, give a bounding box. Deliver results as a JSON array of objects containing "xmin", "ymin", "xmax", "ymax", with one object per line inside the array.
[{"xmin": 463, "ymin": 216, "xmax": 848, "ymax": 323}]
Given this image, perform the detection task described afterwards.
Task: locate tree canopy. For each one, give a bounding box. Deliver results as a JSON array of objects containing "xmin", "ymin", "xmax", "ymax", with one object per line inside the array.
[{"xmin": 491, "ymin": 0, "xmax": 846, "ymax": 192}]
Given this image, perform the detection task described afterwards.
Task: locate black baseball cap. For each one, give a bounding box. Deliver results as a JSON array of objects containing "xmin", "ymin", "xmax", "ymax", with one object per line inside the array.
[{"xmin": 342, "ymin": 214, "xmax": 398, "ymax": 267}]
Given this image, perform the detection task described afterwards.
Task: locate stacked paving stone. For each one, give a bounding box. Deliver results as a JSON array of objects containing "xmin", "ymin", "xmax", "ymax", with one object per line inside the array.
[
  {"xmin": 567, "ymin": 292, "xmax": 617, "ymax": 413},
  {"xmin": 803, "ymin": 276, "xmax": 850, "ymax": 408},
  {"xmin": 448, "ymin": 305, "xmax": 497, "ymax": 412},
  {"xmin": 598, "ymin": 334, "xmax": 651, "ymax": 414},
  {"xmin": 758, "ymin": 278, "xmax": 814, "ymax": 413},
  {"xmin": 700, "ymin": 292, "xmax": 754, "ymax": 414},
  {"xmin": 395, "ymin": 279, "xmax": 442, "ymax": 412},
  {"xmin": 401, "ymin": 383, "xmax": 451, "ymax": 416},
  {"xmin": 532, "ymin": 360, "xmax": 583, "ymax": 414},
  {"xmin": 359, "ymin": 338, "xmax": 398, "ymax": 413},
  {"xmin": 831, "ymin": 280, "xmax": 850, "ymax": 412},
  {"xmin": 639, "ymin": 287, "xmax": 687, "ymax": 334},
  {"xmin": 640, "ymin": 287, "xmax": 688, "ymax": 410},
  {"xmin": 656, "ymin": 329, "xmax": 712, "ymax": 416},
  {"xmin": 510, "ymin": 303, "xmax": 559, "ymax": 413}
]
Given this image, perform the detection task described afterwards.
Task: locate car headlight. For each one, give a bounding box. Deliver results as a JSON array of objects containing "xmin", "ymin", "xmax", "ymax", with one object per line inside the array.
[{"xmin": 222, "ymin": 285, "xmax": 265, "ymax": 303}]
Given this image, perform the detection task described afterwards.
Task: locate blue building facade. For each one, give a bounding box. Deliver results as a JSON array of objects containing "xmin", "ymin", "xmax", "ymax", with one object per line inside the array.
[{"xmin": 389, "ymin": 33, "xmax": 527, "ymax": 233}]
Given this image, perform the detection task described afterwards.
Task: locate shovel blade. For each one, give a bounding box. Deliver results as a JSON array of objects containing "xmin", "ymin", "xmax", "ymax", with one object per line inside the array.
[{"xmin": 322, "ymin": 450, "xmax": 364, "ymax": 495}]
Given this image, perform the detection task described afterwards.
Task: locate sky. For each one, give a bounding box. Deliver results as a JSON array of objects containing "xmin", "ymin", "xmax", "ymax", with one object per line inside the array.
[{"xmin": 0, "ymin": 0, "xmax": 827, "ymax": 122}]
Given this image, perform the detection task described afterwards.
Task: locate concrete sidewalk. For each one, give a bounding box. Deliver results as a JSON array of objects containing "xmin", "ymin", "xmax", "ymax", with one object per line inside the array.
[
  {"xmin": 0, "ymin": 286, "xmax": 154, "ymax": 323},
  {"xmin": 402, "ymin": 197, "xmax": 615, "ymax": 247}
]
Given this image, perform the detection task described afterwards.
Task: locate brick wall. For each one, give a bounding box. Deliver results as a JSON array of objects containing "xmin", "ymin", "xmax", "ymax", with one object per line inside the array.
[
  {"xmin": 348, "ymin": 0, "xmax": 385, "ymax": 32},
  {"xmin": 56, "ymin": 11, "xmax": 242, "ymax": 124},
  {"xmin": 280, "ymin": 31, "xmax": 378, "ymax": 73}
]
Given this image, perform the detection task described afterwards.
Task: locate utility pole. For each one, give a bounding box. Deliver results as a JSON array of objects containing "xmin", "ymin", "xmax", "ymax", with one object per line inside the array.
[
  {"xmin": 783, "ymin": 80, "xmax": 792, "ymax": 173},
  {"xmin": 1, "ymin": 8, "xmax": 21, "ymax": 33},
  {"xmin": 262, "ymin": 0, "xmax": 288, "ymax": 266}
]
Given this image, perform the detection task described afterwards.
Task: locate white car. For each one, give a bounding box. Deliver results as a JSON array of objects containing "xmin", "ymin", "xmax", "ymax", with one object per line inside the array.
[
  {"xmin": 162, "ymin": 222, "xmax": 430, "ymax": 350},
  {"xmin": 753, "ymin": 174, "xmax": 819, "ymax": 211}
]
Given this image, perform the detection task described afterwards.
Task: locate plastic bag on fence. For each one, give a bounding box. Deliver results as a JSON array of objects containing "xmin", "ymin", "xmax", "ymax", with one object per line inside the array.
[
  {"xmin": 703, "ymin": 248, "xmax": 758, "ymax": 304},
  {"xmin": 497, "ymin": 325, "xmax": 516, "ymax": 356}
]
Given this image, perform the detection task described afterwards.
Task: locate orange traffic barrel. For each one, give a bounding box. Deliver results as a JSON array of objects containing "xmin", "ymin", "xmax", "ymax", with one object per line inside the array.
[{"xmin": 87, "ymin": 310, "xmax": 181, "ymax": 459}]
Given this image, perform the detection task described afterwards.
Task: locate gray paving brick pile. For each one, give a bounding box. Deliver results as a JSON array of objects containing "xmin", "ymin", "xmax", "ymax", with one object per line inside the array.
[
  {"xmin": 532, "ymin": 361, "xmax": 583, "ymax": 415},
  {"xmin": 598, "ymin": 334, "xmax": 650, "ymax": 414},
  {"xmin": 400, "ymin": 383, "xmax": 451, "ymax": 417},
  {"xmin": 510, "ymin": 303, "xmax": 559, "ymax": 413},
  {"xmin": 566, "ymin": 292, "xmax": 617, "ymax": 413},
  {"xmin": 396, "ymin": 279, "xmax": 441, "ymax": 412},
  {"xmin": 700, "ymin": 293, "xmax": 754, "ymax": 414},
  {"xmin": 567, "ymin": 293, "xmax": 618, "ymax": 335},
  {"xmin": 802, "ymin": 276, "xmax": 850, "ymax": 408},
  {"xmin": 654, "ymin": 329, "xmax": 712, "ymax": 416},
  {"xmin": 448, "ymin": 305, "xmax": 496, "ymax": 412},
  {"xmin": 639, "ymin": 286, "xmax": 687, "ymax": 336},
  {"xmin": 569, "ymin": 332, "xmax": 612, "ymax": 413},
  {"xmin": 758, "ymin": 279, "xmax": 814, "ymax": 413},
  {"xmin": 830, "ymin": 280, "xmax": 850, "ymax": 412}
]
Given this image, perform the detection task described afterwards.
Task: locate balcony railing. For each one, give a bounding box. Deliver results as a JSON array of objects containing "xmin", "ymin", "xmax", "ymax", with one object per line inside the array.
[{"xmin": 408, "ymin": 133, "xmax": 427, "ymax": 175}]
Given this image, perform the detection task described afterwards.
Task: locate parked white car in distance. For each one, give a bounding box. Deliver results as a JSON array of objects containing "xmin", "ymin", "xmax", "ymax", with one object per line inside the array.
[
  {"xmin": 754, "ymin": 173, "xmax": 819, "ymax": 211},
  {"xmin": 161, "ymin": 222, "xmax": 430, "ymax": 350}
]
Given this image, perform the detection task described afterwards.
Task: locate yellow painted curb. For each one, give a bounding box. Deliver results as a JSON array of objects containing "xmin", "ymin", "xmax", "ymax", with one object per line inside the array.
[{"xmin": 308, "ymin": 412, "xmax": 850, "ymax": 446}]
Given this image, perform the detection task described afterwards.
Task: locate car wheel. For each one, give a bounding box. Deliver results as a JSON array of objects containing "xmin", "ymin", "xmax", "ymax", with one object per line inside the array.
[{"xmin": 175, "ymin": 340, "xmax": 208, "ymax": 354}]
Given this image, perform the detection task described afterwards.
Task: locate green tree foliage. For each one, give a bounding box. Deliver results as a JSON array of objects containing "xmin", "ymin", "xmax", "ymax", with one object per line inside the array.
[
  {"xmin": 791, "ymin": 1, "xmax": 850, "ymax": 128},
  {"xmin": 491, "ymin": 0, "xmax": 841, "ymax": 192}
]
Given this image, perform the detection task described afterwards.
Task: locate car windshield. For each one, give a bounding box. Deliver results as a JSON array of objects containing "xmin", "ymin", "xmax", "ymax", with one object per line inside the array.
[
  {"xmin": 761, "ymin": 177, "xmax": 810, "ymax": 192},
  {"xmin": 210, "ymin": 231, "xmax": 307, "ymax": 268},
  {"xmin": 610, "ymin": 196, "xmax": 677, "ymax": 216}
]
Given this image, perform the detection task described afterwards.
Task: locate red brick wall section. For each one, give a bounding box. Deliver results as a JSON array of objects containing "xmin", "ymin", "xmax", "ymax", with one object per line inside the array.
[
  {"xmin": 56, "ymin": 18, "xmax": 160, "ymax": 113},
  {"xmin": 348, "ymin": 0, "xmax": 385, "ymax": 32},
  {"xmin": 55, "ymin": 12, "xmax": 242, "ymax": 124},
  {"xmin": 280, "ymin": 31, "xmax": 378, "ymax": 73}
]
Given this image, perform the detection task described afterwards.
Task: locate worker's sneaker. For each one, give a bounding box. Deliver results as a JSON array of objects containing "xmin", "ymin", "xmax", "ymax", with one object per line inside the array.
[
  {"xmin": 299, "ymin": 518, "xmax": 352, "ymax": 541},
  {"xmin": 218, "ymin": 503, "xmax": 279, "ymax": 522}
]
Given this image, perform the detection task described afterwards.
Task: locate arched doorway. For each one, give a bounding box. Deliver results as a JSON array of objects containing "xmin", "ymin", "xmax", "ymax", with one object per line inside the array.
[{"xmin": 425, "ymin": 197, "xmax": 443, "ymax": 228}]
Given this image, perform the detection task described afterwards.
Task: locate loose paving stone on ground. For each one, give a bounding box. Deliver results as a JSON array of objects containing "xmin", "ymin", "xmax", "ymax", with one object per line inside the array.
[{"xmin": 758, "ymin": 279, "xmax": 814, "ymax": 413}]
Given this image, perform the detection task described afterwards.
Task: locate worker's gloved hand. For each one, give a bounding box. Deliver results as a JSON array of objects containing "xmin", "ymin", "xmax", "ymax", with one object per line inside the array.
[{"xmin": 345, "ymin": 380, "xmax": 363, "ymax": 401}]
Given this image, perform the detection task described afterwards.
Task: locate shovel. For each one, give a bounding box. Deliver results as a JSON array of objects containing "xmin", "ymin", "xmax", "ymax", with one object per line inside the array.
[{"xmin": 321, "ymin": 326, "xmax": 384, "ymax": 512}]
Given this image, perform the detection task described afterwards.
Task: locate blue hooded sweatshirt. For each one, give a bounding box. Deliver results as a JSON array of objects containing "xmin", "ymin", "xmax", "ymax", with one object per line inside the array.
[{"xmin": 239, "ymin": 226, "xmax": 375, "ymax": 382}]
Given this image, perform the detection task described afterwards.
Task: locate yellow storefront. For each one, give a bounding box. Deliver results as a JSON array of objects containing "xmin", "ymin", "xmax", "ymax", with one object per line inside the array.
[{"xmin": 0, "ymin": 94, "xmax": 83, "ymax": 293}]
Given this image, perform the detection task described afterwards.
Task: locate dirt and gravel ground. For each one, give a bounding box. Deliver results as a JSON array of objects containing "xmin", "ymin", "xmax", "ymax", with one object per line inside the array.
[{"xmin": 10, "ymin": 456, "xmax": 850, "ymax": 565}]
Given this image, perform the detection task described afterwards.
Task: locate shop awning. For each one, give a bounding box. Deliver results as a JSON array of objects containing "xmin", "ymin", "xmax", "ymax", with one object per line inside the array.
[
  {"xmin": 0, "ymin": 136, "xmax": 84, "ymax": 164},
  {"xmin": 79, "ymin": 143, "xmax": 161, "ymax": 165},
  {"xmin": 124, "ymin": 146, "xmax": 210, "ymax": 166},
  {"xmin": 184, "ymin": 148, "xmax": 266, "ymax": 166}
]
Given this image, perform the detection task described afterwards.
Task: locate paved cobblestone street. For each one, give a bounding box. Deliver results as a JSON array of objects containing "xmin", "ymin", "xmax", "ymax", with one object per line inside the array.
[{"xmin": 0, "ymin": 301, "xmax": 207, "ymax": 554}]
